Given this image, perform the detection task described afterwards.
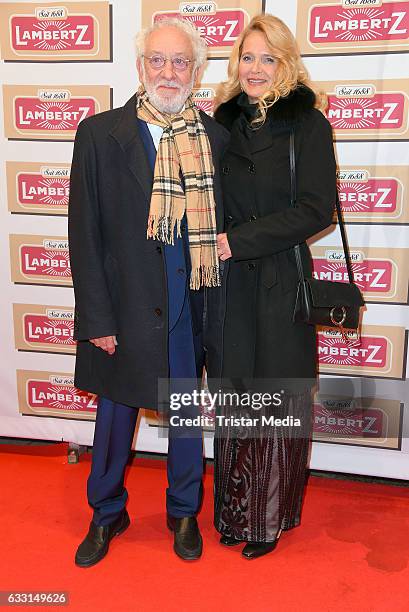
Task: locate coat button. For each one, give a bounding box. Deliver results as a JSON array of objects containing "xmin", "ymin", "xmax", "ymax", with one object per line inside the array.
[
  {"xmin": 248, "ymin": 263, "xmax": 256, "ymax": 271},
  {"xmin": 156, "ymin": 246, "xmax": 162, "ymax": 253},
  {"xmin": 222, "ymin": 166, "xmax": 230, "ymax": 174},
  {"xmin": 227, "ymin": 215, "xmax": 233, "ymax": 221},
  {"xmin": 154, "ymin": 308, "xmax": 162, "ymax": 316},
  {"xmin": 249, "ymin": 163, "xmax": 256, "ymax": 173},
  {"xmin": 181, "ymin": 225, "xmax": 186, "ymax": 232},
  {"xmin": 250, "ymin": 214, "xmax": 257, "ymax": 221}
]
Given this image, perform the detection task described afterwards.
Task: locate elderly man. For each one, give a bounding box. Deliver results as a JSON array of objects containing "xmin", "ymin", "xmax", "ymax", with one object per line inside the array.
[{"xmin": 69, "ymin": 18, "xmax": 227, "ymax": 565}]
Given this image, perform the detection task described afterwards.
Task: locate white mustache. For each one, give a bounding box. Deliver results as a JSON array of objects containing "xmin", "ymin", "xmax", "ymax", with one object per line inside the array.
[{"xmin": 155, "ymin": 79, "xmax": 181, "ymax": 89}]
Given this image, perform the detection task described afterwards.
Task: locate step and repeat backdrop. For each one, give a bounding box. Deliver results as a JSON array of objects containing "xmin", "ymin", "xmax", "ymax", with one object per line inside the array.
[{"xmin": 1, "ymin": 0, "xmax": 408, "ymax": 478}]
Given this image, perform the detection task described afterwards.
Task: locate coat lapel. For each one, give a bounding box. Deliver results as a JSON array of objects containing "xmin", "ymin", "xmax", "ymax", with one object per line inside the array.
[{"xmin": 109, "ymin": 94, "xmax": 152, "ymax": 201}]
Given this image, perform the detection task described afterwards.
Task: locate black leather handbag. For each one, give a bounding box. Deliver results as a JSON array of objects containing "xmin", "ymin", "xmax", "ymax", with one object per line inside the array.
[{"xmin": 289, "ymin": 130, "xmax": 365, "ymax": 340}]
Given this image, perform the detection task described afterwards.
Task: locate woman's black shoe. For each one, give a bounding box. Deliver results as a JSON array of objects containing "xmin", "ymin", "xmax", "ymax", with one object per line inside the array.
[
  {"xmin": 220, "ymin": 535, "xmax": 242, "ymax": 547},
  {"xmin": 242, "ymin": 540, "xmax": 277, "ymax": 559}
]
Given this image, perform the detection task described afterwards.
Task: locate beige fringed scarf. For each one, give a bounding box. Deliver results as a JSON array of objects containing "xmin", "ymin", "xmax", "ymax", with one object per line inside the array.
[{"xmin": 136, "ymin": 88, "xmax": 220, "ymax": 289}]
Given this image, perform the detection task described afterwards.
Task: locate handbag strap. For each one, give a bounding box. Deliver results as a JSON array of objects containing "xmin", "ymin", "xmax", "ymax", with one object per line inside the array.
[{"xmin": 289, "ymin": 129, "xmax": 355, "ymax": 284}]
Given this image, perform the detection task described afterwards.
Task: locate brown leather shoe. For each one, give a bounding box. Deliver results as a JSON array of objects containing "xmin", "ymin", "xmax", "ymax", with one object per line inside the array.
[
  {"xmin": 167, "ymin": 515, "xmax": 203, "ymax": 560},
  {"xmin": 75, "ymin": 510, "xmax": 130, "ymax": 568}
]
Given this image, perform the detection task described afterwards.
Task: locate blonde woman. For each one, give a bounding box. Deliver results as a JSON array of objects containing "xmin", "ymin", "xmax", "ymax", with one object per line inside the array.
[{"xmin": 209, "ymin": 14, "xmax": 337, "ymax": 559}]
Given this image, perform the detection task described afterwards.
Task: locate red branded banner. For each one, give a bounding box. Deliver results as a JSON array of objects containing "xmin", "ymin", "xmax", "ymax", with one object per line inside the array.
[
  {"xmin": 142, "ymin": 1, "xmax": 263, "ymax": 58},
  {"xmin": 297, "ymin": 0, "xmax": 409, "ymax": 56},
  {"xmin": 310, "ymin": 246, "xmax": 409, "ymax": 303},
  {"xmin": 7, "ymin": 162, "xmax": 71, "ymax": 215},
  {"xmin": 13, "ymin": 305, "xmax": 76, "ymax": 354},
  {"xmin": 317, "ymin": 324, "xmax": 407, "ymax": 379},
  {"xmin": 10, "ymin": 235, "xmax": 72, "ymax": 286},
  {"xmin": 17, "ymin": 371, "xmax": 96, "ymax": 419},
  {"xmin": 312, "ymin": 396, "xmax": 403, "ymax": 449},
  {"xmin": 0, "ymin": 2, "xmax": 111, "ymax": 61},
  {"xmin": 318, "ymin": 79, "xmax": 409, "ymax": 140},
  {"xmin": 3, "ymin": 85, "xmax": 111, "ymax": 140}
]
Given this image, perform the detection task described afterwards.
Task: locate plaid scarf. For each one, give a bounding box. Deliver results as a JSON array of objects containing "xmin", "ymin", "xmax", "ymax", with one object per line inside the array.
[{"xmin": 136, "ymin": 88, "xmax": 220, "ymax": 290}]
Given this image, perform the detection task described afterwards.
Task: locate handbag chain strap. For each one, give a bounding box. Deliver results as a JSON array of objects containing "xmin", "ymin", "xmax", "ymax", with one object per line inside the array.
[{"xmin": 289, "ymin": 129, "xmax": 355, "ymax": 284}]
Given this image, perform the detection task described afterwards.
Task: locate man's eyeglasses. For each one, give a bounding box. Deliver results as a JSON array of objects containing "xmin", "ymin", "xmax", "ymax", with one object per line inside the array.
[{"xmin": 143, "ymin": 54, "xmax": 193, "ymax": 72}]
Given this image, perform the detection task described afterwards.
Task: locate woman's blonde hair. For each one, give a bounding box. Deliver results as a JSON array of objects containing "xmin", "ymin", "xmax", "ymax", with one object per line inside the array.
[{"xmin": 214, "ymin": 14, "xmax": 326, "ymax": 124}]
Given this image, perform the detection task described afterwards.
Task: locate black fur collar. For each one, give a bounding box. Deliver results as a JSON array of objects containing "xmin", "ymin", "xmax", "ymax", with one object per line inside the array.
[{"xmin": 214, "ymin": 84, "xmax": 316, "ymax": 131}]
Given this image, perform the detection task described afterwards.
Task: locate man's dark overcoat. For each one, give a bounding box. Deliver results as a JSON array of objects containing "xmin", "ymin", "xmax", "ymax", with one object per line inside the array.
[{"xmin": 68, "ymin": 94, "xmax": 228, "ymax": 408}]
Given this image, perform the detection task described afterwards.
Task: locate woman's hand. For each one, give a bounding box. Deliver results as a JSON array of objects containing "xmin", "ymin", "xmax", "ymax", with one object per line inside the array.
[{"xmin": 217, "ymin": 233, "xmax": 232, "ymax": 261}]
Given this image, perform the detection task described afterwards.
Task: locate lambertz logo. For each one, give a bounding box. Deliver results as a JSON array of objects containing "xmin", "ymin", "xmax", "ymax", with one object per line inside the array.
[
  {"xmin": 297, "ymin": 0, "xmax": 409, "ymax": 55},
  {"xmin": 313, "ymin": 402, "xmax": 383, "ymax": 438},
  {"xmin": 10, "ymin": 235, "xmax": 72, "ymax": 286},
  {"xmin": 143, "ymin": 1, "xmax": 262, "ymax": 57},
  {"xmin": 12, "ymin": 15, "xmax": 94, "ymax": 51},
  {"xmin": 24, "ymin": 314, "xmax": 74, "ymax": 347},
  {"xmin": 337, "ymin": 166, "xmax": 408, "ymax": 223},
  {"xmin": 21, "ymin": 243, "xmax": 71, "ymax": 279},
  {"xmin": 15, "ymin": 92, "xmax": 95, "ymax": 132},
  {"xmin": 19, "ymin": 170, "xmax": 69, "ymax": 208},
  {"xmin": 312, "ymin": 396, "xmax": 403, "ymax": 450},
  {"xmin": 317, "ymin": 324, "xmax": 407, "ymax": 379},
  {"xmin": 318, "ymin": 333, "xmax": 388, "ymax": 368},
  {"xmin": 155, "ymin": 7, "xmax": 245, "ymax": 47},
  {"xmin": 340, "ymin": 178, "xmax": 397, "ymax": 213},
  {"xmin": 13, "ymin": 305, "xmax": 76, "ymax": 354},
  {"xmin": 0, "ymin": 2, "xmax": 111, "ymax": 61},
  {"xmin": 319, "ymin": 79, "xmax": 409, "ymax": 140},
  {"xmin": 311, "ymin": 246, "xmax": 409, "ymax": 303},
  {"xmin": 3, "ymin": 85, "xmax": 111, "ymax": 140},
  {"xmin": 7, "ymin": 161, "xmax": 71, "ymax": 215},
  {"xmin": 17, "ymin": 370, "xmax": 97, "ymax": 419}
]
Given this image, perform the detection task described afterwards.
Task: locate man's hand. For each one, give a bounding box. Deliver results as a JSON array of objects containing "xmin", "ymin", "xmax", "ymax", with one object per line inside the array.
[
  {"xmin": 90, "ymin": 335, "xmax": 117, "ymax": 355},
  {"xmin": 217, "ymin": 233, "xmax": 232, "ymax": 261}
]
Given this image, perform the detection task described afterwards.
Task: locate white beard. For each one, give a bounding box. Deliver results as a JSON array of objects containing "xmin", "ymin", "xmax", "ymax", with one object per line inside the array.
[{"xmin": 143, "ymin": 72, "xmax": 195, "ymax": 115}]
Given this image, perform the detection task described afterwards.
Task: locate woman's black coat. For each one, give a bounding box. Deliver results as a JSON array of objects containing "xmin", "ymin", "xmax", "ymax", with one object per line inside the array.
[{"xmin": 205, "ymin": 86, "xmax": 337, "ymax": 389}]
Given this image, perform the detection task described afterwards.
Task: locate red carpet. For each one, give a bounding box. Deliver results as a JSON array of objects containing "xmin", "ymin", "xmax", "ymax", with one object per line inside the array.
[{"xmin": 1, "ymin": 443, "xmax": 408, "ymax": 612}]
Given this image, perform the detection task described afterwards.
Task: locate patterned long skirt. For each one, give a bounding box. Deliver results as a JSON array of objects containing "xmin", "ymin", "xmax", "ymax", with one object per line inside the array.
[{"xmin": 214, "ymin": 391, "xmax": 312, "ymax": 543}]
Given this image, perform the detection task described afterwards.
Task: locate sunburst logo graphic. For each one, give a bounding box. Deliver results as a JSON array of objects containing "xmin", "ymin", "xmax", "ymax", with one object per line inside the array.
[
  {"xmin": 335, "ymin": 9, "xmax": 385, "ymax": 42},
  {"xmin": 338, "ymin": 178, "xmax": 398, "ymax": 214},
  {"xmin": 15, "ymin": 97, "xmax": 95, "ymax": 133},
  {"xmin": 313, "ymin": 405, "xmax": 382, "ymax": 437},
  {"xmin": 44, "ymin": 320, "xmax": 74, "ymax": 345},
  {"xmin": 328, "ymin": 97, "xmax": 377, "ymax": 129},
  {"xmin": 11, "ymin": 15, "xmax": 94, "ymax": 52},
  {"xmin": 35, "ymin": 102, "xmax": 75, "ymax": 130},
  {"xmin": 318, "ymin": 335, "xmax": 363, "ymax": 366},
  {"xmin": 314, "ymin": 406, "xmax": 362, "ymax": 435},
  {"xmin": 48, "ymin": 385, "xmax": 88, "ymax": 410},
  {"xmin": 24, "ymin": 314, "xmax": 75, "ymax": 346},
  {"xmin": 28, "ymin": 381, "xmax": 96, "ymax": 412},
  {"xmin": 338, "ymin": 182, "xmax": 371, "ymax": 212},
  {"xmin": 314, "ymin": 259, "xmax": 366, "ymax": 289},
  {"xmin": 32, "ymin": 20, "xmax": 73, "ymax": 51},
  {"xmin": 18, "ymin": 175, "xmax": 70, "ymax": 207},
  {"xmin": 318, "ymin": 333, "xmax": 387, "ymax": 369},
  {"xmin": 39, "ymin": 178, "xmax": 69, "ymax": 205},
  {"xmin": 310, "ymin": 4, "xmax": 409, "ymax": 44},
  {"xmin": 314, "ymin": 256, "xmax": 392, "ymax": 294},
  {"xmin": 41, "ymin": 249, "xmax": 71, "ymax": 276},
  {"xmin": 193, "ymin": 99, "xmax": 213, "ymax": 115},
  {"xmin": 21, "ymin": 246, "xmax": 71, "ymax": 277}
]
